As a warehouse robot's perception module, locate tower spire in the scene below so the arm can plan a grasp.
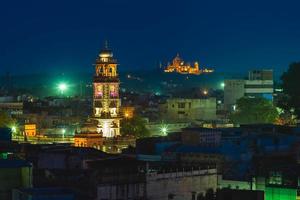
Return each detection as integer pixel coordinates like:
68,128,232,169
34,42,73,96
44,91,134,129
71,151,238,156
104,40,109,49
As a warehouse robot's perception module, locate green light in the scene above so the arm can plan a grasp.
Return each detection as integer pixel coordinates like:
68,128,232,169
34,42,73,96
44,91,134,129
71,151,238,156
161,126,168,135
265,187,296,200
58,83,68,95
61,128,66,139
220,82,225,88
11,126,17,133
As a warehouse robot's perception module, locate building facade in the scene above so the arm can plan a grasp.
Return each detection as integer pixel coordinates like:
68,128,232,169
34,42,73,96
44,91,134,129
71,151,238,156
160,98,217,122
224,70,274,111
93,43,121,137
97,168,218,200
224,80,245,111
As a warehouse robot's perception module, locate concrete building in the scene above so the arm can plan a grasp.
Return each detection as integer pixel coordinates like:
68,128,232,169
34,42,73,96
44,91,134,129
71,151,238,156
181,127,222,147
13,188,75,200
224,80,245,111
97,168,218,200
0,102,23,116
216,189,264,200
224,69,274,111
160,98,216,122
0,159,32,200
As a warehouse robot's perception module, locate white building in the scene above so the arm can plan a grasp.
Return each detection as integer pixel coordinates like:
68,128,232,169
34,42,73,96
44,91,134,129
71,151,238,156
224,70,274,111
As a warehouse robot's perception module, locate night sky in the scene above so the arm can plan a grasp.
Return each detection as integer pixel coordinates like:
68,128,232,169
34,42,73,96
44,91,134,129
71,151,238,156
1,0,300,76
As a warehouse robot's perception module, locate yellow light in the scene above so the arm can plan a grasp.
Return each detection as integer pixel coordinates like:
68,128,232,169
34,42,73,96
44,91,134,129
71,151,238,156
203,90,208,95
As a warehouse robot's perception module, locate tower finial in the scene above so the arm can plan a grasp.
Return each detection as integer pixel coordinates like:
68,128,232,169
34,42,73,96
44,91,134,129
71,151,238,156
104,40,109,49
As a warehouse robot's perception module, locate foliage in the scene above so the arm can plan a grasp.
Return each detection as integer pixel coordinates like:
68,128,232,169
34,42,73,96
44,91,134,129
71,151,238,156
281,62,300,117
0,111,16,128
121,116,150,138
230,97,279,125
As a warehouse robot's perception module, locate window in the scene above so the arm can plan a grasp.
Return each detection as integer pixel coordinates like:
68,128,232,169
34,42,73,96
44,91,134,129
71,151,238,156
178,102,185,108
269,171,282,185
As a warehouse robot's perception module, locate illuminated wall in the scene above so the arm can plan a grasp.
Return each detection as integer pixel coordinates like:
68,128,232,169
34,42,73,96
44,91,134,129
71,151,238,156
24,124,36,137
265,187,297,200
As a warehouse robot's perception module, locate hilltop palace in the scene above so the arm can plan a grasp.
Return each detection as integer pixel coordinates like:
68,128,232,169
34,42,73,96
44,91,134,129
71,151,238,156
164,54,214,75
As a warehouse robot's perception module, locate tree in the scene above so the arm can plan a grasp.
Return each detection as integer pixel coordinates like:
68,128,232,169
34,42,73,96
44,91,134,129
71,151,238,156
281,62,300,117
121,116,150,138
230,97,278,125
0,111,15,128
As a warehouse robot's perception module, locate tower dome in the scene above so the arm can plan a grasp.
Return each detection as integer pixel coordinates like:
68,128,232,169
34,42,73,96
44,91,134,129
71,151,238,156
99,41,113,58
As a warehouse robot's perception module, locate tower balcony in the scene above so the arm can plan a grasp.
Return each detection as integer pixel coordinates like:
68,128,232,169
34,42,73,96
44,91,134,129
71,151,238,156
94,76,119,83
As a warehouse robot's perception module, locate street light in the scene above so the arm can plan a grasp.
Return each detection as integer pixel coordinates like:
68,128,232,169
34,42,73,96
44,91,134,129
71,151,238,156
61,128,66,139
161,126,168,136
11,126,17,133
58,83,68,95
220,82,225,88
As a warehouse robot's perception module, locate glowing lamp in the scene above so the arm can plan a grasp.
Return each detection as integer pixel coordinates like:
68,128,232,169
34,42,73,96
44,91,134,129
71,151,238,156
11,126,17,133
161,126,168,135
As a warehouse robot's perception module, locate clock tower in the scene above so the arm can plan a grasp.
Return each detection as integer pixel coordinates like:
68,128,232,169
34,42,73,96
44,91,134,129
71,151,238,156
93,42,121,137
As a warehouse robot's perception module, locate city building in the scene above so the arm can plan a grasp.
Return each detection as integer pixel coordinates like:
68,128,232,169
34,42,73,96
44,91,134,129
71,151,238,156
224,79,245,111
159,98,217,122
24,124,36,137
245,70,273,100
224,69,274,111
74,120,103,149
0,159,32,200
181,127,222,147
93,42,121,137
164,54,214,75
12,188,75,200
86,157,218,200
216,189,264,200
0,98,23,116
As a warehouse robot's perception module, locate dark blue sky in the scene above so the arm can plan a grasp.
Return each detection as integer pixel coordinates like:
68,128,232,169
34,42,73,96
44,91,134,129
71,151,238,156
1,0,300,76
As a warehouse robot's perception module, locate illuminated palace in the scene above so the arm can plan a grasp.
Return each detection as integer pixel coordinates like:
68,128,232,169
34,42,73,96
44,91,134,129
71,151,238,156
93,42,121,138
164,54,214,75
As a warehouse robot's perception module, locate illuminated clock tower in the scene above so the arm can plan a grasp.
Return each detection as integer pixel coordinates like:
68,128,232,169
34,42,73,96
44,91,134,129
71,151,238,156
93,42,121,137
